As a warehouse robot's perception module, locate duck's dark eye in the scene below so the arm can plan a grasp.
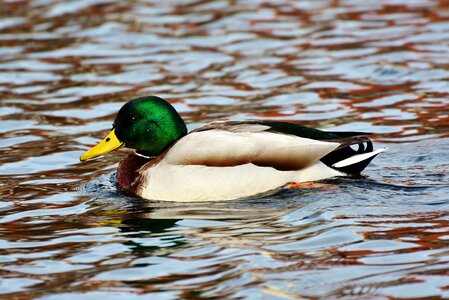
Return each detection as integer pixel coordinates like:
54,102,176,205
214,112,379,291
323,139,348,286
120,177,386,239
130,115,138,123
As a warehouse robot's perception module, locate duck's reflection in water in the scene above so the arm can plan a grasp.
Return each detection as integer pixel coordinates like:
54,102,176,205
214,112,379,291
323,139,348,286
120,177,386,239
86,178,325,252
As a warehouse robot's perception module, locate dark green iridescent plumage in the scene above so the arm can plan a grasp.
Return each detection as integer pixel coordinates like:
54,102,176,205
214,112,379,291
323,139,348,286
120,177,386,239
240,121,342,140
113,96,187,156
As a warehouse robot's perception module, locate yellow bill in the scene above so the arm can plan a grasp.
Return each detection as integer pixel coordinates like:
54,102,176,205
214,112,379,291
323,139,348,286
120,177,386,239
80,129,124,161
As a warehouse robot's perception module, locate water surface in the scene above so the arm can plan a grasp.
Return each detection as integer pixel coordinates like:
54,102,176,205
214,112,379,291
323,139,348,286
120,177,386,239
1,0,449,299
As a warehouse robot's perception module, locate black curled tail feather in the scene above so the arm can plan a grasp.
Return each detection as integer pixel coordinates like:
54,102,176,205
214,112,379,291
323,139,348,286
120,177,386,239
320,135,378,176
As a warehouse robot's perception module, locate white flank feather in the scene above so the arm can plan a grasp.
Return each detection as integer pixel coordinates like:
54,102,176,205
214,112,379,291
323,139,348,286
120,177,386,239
165,130,340,169
138,161,343,202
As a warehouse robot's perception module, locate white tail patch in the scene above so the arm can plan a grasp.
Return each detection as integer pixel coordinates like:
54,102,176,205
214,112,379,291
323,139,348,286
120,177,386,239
332,147,387,168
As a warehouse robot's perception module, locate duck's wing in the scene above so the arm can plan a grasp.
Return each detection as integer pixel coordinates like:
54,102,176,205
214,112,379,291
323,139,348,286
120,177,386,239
164,122,340,171
192,120,386,175
195,120,339,138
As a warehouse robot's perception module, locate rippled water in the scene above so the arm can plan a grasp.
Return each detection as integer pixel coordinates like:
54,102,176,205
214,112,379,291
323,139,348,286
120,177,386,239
1,0,449,298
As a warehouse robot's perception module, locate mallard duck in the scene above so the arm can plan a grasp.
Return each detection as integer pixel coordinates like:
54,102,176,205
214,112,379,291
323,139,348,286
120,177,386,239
80,96,385,202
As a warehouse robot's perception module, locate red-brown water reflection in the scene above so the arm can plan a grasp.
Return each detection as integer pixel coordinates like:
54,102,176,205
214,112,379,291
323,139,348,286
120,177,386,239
0,0,449,299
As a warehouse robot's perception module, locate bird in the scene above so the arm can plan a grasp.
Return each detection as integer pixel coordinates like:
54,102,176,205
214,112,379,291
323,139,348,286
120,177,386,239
80,95,385,202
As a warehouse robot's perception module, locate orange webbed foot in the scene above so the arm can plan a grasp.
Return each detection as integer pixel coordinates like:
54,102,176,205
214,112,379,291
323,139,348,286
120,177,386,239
286,182,325,189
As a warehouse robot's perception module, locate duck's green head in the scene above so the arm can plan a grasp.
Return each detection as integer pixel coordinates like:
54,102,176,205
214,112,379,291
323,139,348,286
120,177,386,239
80,96,187,161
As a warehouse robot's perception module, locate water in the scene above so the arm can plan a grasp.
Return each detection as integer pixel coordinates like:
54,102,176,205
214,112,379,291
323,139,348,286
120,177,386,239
1,0,449,298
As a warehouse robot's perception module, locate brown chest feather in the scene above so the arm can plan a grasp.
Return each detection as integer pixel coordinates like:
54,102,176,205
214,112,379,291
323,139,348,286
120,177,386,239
116,152,152,195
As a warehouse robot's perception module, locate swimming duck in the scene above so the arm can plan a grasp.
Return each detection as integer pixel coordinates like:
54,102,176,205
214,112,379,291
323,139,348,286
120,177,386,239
80,96,385,202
